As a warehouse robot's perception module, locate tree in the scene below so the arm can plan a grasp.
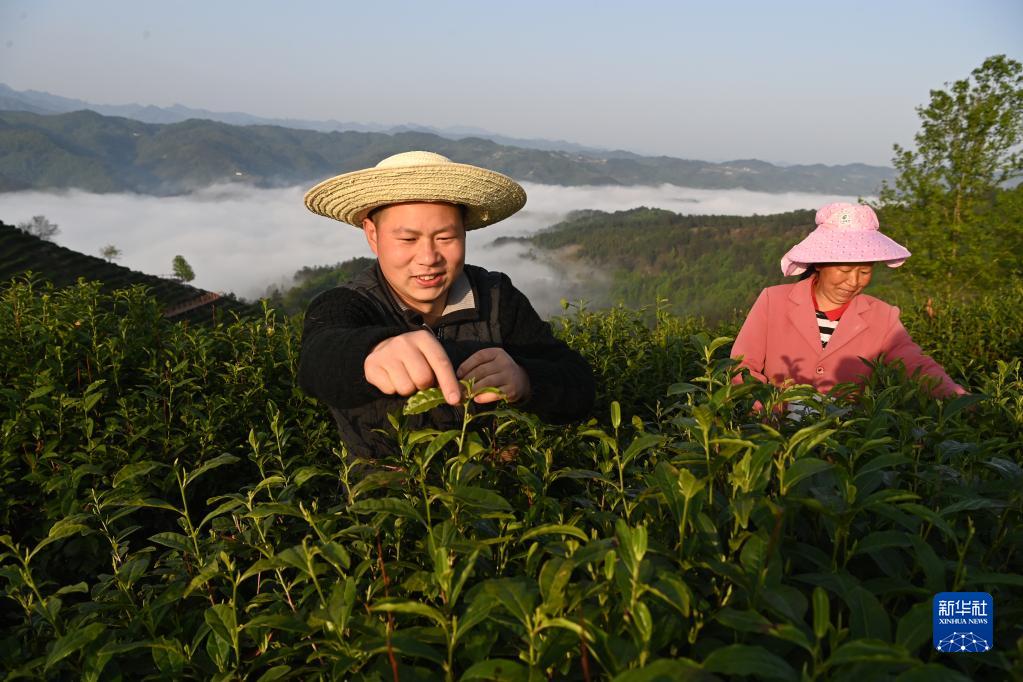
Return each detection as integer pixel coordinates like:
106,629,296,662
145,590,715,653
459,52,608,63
879,55,1023,286
17,215,60,241
99,245,122,262
172,255,195,283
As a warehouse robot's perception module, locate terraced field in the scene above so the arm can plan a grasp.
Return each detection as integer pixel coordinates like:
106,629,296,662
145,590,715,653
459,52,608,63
0,222,258,324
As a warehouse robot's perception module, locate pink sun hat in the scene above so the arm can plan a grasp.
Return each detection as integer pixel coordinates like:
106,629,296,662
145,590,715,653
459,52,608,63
780,202,911,276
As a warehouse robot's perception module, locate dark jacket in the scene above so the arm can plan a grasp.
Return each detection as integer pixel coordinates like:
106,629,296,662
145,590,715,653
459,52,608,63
298,263,595,458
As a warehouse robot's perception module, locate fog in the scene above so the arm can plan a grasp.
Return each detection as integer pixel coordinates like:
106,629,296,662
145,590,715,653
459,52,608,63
0,183,859,316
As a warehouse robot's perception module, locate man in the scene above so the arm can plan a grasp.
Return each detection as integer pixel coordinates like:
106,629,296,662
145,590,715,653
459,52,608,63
298,151,595,459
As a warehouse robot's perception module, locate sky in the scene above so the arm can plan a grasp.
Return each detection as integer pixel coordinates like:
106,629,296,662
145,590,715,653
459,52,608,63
1,0,1020,166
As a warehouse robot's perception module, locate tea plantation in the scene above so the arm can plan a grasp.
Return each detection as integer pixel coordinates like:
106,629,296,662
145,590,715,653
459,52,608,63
1,278,1021,680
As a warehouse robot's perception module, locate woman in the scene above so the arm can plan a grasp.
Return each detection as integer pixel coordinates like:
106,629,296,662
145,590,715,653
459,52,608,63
731,202,965,397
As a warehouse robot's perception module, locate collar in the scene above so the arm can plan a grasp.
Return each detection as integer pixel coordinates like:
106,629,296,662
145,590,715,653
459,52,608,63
787,276,872,357
377,265,478,325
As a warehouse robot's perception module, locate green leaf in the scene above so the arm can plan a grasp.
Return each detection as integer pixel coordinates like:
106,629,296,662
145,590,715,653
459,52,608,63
349,470,408,498
404,387,448,415
942,393,985,420
667,382,698,396
812,586,830,640
611,658,708,682
246,502,305,520
255,666,292,682
149,532,194,554
649,575,692,618
896,602,932,651
112,460,164,488
453,485,513,512
27,385,55,400
204,604,237,645
827,639,915,666
184,560,222,598
895,664,972,682
371,599,447,629
845,586,891,640
461,659,529,681
349,497,425,525
622,433,664,467
292,466,331,487
964,571,1023,587
715,608,771,633
455,595,495,642
853,530,912,556
184,454,240,487
45,622,106,670
481,578,538,627
319,541,351,573
519,524,589,543
781,458,833,493
703,644,796,681
30,518,91,561
940,497,1004,515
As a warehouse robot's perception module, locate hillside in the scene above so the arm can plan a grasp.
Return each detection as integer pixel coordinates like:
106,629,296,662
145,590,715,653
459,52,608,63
0,110,894,195
513,208,820,321
0,221,259,324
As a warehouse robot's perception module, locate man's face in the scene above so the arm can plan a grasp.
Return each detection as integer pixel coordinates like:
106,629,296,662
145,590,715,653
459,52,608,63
364,202,466,320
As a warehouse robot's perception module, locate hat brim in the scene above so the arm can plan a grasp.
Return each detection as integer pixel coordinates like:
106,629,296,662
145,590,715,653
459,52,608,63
781,228,911,276
304,163,526,230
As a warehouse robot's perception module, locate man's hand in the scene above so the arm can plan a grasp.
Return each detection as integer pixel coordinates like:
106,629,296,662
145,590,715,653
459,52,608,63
364,330,462,405
457,348,530,404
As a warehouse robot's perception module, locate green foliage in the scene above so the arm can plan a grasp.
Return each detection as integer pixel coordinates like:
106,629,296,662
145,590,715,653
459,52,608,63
879,55,1023,290
266,257,376,315
1,277,1021,680
529,207,816,322
171,255,196,283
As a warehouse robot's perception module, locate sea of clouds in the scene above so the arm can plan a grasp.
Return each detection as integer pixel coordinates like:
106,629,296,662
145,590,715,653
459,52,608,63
0,183,860,316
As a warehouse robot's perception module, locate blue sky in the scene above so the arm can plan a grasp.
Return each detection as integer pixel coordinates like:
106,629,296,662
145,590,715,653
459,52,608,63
1,0,1020,165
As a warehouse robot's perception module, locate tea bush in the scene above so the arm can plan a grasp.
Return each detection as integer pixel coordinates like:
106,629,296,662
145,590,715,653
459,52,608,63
1,277,1021,681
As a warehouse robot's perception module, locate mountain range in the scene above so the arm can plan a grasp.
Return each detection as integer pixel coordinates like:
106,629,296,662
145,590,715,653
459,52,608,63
0,83,611,155
0,84,896,195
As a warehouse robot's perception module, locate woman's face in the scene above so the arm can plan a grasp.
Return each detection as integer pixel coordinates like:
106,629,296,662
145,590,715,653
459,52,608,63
814,263,874,310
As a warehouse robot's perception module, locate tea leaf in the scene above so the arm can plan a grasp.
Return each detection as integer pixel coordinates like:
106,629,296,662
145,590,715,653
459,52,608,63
520,524,589,543
404,387,448,415
827,639,915,666
702,644,796,681
112,460,164,488
781,458,832,493
184,454,240,487
462,659,529,681
45,622,106,670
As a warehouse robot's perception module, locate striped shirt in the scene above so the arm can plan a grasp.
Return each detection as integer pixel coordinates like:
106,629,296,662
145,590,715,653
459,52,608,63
816,311,839,348
809,282,852,349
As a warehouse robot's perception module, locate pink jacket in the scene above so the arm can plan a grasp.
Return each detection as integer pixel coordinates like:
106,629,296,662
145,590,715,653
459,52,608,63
731,277,965,397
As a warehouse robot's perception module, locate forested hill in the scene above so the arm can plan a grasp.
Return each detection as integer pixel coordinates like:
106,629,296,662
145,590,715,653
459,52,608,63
0,109,894,195
524,207,827,321
0,221,258,324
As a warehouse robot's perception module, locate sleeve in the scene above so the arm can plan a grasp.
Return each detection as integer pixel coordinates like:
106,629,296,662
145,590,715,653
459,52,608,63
497,276,596,423
297,287,406,410
730,289,770,384
880,307,966,397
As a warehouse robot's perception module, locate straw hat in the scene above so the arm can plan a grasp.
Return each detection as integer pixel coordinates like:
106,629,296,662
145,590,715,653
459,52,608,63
304,151,527,230
780,203,911,276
